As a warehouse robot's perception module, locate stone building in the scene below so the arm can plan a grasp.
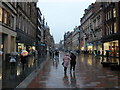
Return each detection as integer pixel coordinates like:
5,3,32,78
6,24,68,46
16,2,37,53
90,2,103,55
0,2,17,60
45,24,54,52
64,31,73,52
101,2,120,58
79,1,120,59
72,26,80,51
36,7,42,54
80,3,94,53
40,16,54,54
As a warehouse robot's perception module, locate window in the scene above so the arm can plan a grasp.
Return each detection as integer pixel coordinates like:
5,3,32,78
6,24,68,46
113,8,116,18
0,8,2,22
3,10,7,24
108,12,110,20
22,17,25,32
110,24,113,34
19,15,21,29
114,22,117,33
106,13,108,21
10,16,14,28
110,10,112,19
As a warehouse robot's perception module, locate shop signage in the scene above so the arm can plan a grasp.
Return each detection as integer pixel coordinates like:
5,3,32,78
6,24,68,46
40,44,45,46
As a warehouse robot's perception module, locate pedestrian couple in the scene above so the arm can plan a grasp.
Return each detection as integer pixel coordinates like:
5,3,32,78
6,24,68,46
62,52,76,74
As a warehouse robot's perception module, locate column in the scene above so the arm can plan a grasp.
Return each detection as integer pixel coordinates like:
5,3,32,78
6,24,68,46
7,35,11,54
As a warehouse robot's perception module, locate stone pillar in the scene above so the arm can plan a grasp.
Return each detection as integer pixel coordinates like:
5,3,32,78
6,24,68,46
7,35,11,54
14,37,16,52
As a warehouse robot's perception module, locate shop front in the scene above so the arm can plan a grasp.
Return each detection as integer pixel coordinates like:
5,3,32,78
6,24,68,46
87,43,93,54
104,40,119,57
80,38,84,52
17,43,26,53
93,42,102,55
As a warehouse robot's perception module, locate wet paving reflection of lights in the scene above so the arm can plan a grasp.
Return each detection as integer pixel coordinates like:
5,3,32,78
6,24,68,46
0,73,2,80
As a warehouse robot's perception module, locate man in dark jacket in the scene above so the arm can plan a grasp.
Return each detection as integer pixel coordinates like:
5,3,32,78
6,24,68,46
70,52,76,72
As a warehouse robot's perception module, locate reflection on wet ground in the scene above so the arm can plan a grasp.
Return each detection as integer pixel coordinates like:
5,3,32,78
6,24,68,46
2,55,45,88
28,52,120,88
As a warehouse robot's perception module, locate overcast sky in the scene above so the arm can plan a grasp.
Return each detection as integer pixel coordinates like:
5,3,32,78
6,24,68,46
37,0,96,43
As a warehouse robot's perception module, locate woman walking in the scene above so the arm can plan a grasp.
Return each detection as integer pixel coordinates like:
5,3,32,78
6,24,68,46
63,53,71,74
70,52,76,72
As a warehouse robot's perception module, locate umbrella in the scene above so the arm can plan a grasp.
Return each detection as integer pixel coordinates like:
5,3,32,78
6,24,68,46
21,50,28,56
11,52,18,56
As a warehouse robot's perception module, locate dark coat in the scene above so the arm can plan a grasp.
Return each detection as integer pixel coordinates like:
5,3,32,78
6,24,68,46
70,53,76,65
20,55,28,64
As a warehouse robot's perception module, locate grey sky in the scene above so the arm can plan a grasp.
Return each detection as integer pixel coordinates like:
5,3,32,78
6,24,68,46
37,0,96,43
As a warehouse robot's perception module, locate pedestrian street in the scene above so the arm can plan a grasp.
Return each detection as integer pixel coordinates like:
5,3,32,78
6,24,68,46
27,52,120,88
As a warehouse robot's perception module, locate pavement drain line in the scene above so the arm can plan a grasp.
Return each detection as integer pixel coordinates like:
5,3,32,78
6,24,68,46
15,58,49,89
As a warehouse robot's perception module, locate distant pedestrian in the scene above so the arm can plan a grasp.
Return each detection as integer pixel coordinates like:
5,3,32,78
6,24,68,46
106,50,109,61
20,50,28,71
62,53,71,74
9,55,16,69
20,55,28,71
70,52,76,72
54,50,59,61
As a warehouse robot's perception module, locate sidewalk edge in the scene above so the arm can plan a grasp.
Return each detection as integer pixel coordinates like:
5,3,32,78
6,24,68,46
15,58,48,89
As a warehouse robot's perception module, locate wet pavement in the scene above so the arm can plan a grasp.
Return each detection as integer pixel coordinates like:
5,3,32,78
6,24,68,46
2,54,46,89
27,51,120,88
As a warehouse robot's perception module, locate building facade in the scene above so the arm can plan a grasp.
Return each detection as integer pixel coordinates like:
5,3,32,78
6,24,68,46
72,27,80,51
101,2,120,58
36,7,42,54
79,1,120,59
0,2,17,60
90,2,103,55
64,31,73,51
16,2,37,53
80,4,94,53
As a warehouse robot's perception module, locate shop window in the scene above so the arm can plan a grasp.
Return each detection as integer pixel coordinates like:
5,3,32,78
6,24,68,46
114,22,117,33
108,40,119,57
7,13,11,27
0,8,2,22
3,10,8,24
113,8,116,18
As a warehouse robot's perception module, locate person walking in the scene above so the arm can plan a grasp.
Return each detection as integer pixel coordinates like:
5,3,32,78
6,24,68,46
63,53,71,74
20,50,28,71
70,52,76,72
20,55,28,71
54,50,59,61
106,50,109,61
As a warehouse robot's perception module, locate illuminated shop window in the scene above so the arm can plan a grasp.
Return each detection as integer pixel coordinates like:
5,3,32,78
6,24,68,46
0,8,2,22
113,8,116,18
3,10,7,24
